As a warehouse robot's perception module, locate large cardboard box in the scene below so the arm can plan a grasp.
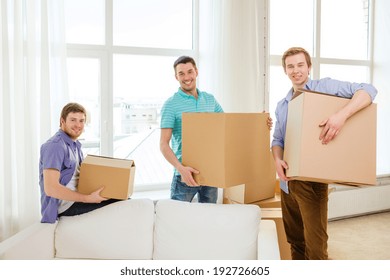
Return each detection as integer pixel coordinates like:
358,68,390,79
78,155,135,200
182,113,276,203
284,89,376,185
261,208,291,260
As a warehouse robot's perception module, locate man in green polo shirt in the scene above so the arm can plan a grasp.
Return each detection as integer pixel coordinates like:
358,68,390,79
160,56,223,203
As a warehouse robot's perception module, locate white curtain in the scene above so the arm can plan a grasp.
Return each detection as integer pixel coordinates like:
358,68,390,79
198,0,267,113
0,0,68,241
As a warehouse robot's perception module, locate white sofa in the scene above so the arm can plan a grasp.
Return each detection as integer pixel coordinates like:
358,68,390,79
0,199,280,260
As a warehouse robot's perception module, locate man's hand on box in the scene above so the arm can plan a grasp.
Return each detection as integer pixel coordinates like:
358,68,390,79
318,111,347,144
85,187,108,203
261,110,273,130
179,166,200,187
275,159,289,182
267,116,273,130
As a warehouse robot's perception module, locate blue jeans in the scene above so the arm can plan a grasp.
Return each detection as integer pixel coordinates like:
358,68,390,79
170,175,218,203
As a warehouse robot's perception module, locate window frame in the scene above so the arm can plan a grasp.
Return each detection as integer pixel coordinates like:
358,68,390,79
66,0,199,191
268,0,373,82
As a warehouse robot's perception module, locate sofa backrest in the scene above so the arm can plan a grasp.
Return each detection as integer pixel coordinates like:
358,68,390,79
0,222,56,260
55,199,155,259
153,199,261,260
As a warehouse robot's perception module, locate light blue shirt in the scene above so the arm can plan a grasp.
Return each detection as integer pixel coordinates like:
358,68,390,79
272,77,378,193
160,88,223,174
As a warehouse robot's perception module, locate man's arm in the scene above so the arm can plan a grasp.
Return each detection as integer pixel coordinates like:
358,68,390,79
271,145,289,182
160,128,199,186
43,169,107,203
319,90,372,144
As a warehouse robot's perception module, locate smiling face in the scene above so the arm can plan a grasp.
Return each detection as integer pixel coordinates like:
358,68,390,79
60,112,85,140
284,52,311,91
175,62,198,96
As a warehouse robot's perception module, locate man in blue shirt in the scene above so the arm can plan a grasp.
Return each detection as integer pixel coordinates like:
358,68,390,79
272,47,377,259
160,56,224,203
39,102,118,223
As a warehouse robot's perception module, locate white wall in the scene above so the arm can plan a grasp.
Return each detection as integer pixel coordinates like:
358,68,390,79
372,0,390,175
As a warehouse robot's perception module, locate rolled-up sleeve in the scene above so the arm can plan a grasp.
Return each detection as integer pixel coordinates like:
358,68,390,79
41,142,65,171
272,118,283,150
271,101,287,149
312,78,378,101
352,83,377,101
160,100,175,129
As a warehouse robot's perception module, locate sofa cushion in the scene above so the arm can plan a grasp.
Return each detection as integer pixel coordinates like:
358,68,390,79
153,199,261,260
55,199,154,259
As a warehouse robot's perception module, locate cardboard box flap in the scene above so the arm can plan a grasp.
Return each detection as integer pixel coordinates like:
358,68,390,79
292,88,350,101
83,154,134,169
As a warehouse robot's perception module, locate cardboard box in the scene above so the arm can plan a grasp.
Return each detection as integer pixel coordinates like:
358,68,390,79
261,208,291,260
284,89,376,185
224,192,281,208
222,152,276,204
78,155,135,200
253,193,281,208
222,184,246,204
182,113,276,203
275,178,280,194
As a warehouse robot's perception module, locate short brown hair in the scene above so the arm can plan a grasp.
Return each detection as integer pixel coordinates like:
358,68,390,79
173,56,197,73
60,102,87,126
282,47,312,69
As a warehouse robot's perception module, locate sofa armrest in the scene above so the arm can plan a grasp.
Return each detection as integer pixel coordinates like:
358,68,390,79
0,222,56,259
257,220,281,260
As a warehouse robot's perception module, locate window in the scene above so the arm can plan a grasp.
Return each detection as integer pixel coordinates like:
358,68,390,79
320,0,369,60
65,0,105,45
113,0,192,49
269,0,314,57
67,57,101,155
65,0,195,190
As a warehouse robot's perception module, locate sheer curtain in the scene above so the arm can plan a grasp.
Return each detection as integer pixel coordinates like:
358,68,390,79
0,0,68,241
198,0,267,112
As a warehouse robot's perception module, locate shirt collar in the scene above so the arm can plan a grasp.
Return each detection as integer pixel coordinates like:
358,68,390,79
285,88,295,102
285,78,313,102
177,87,200,99
58,129,81,149
303,78,313,91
